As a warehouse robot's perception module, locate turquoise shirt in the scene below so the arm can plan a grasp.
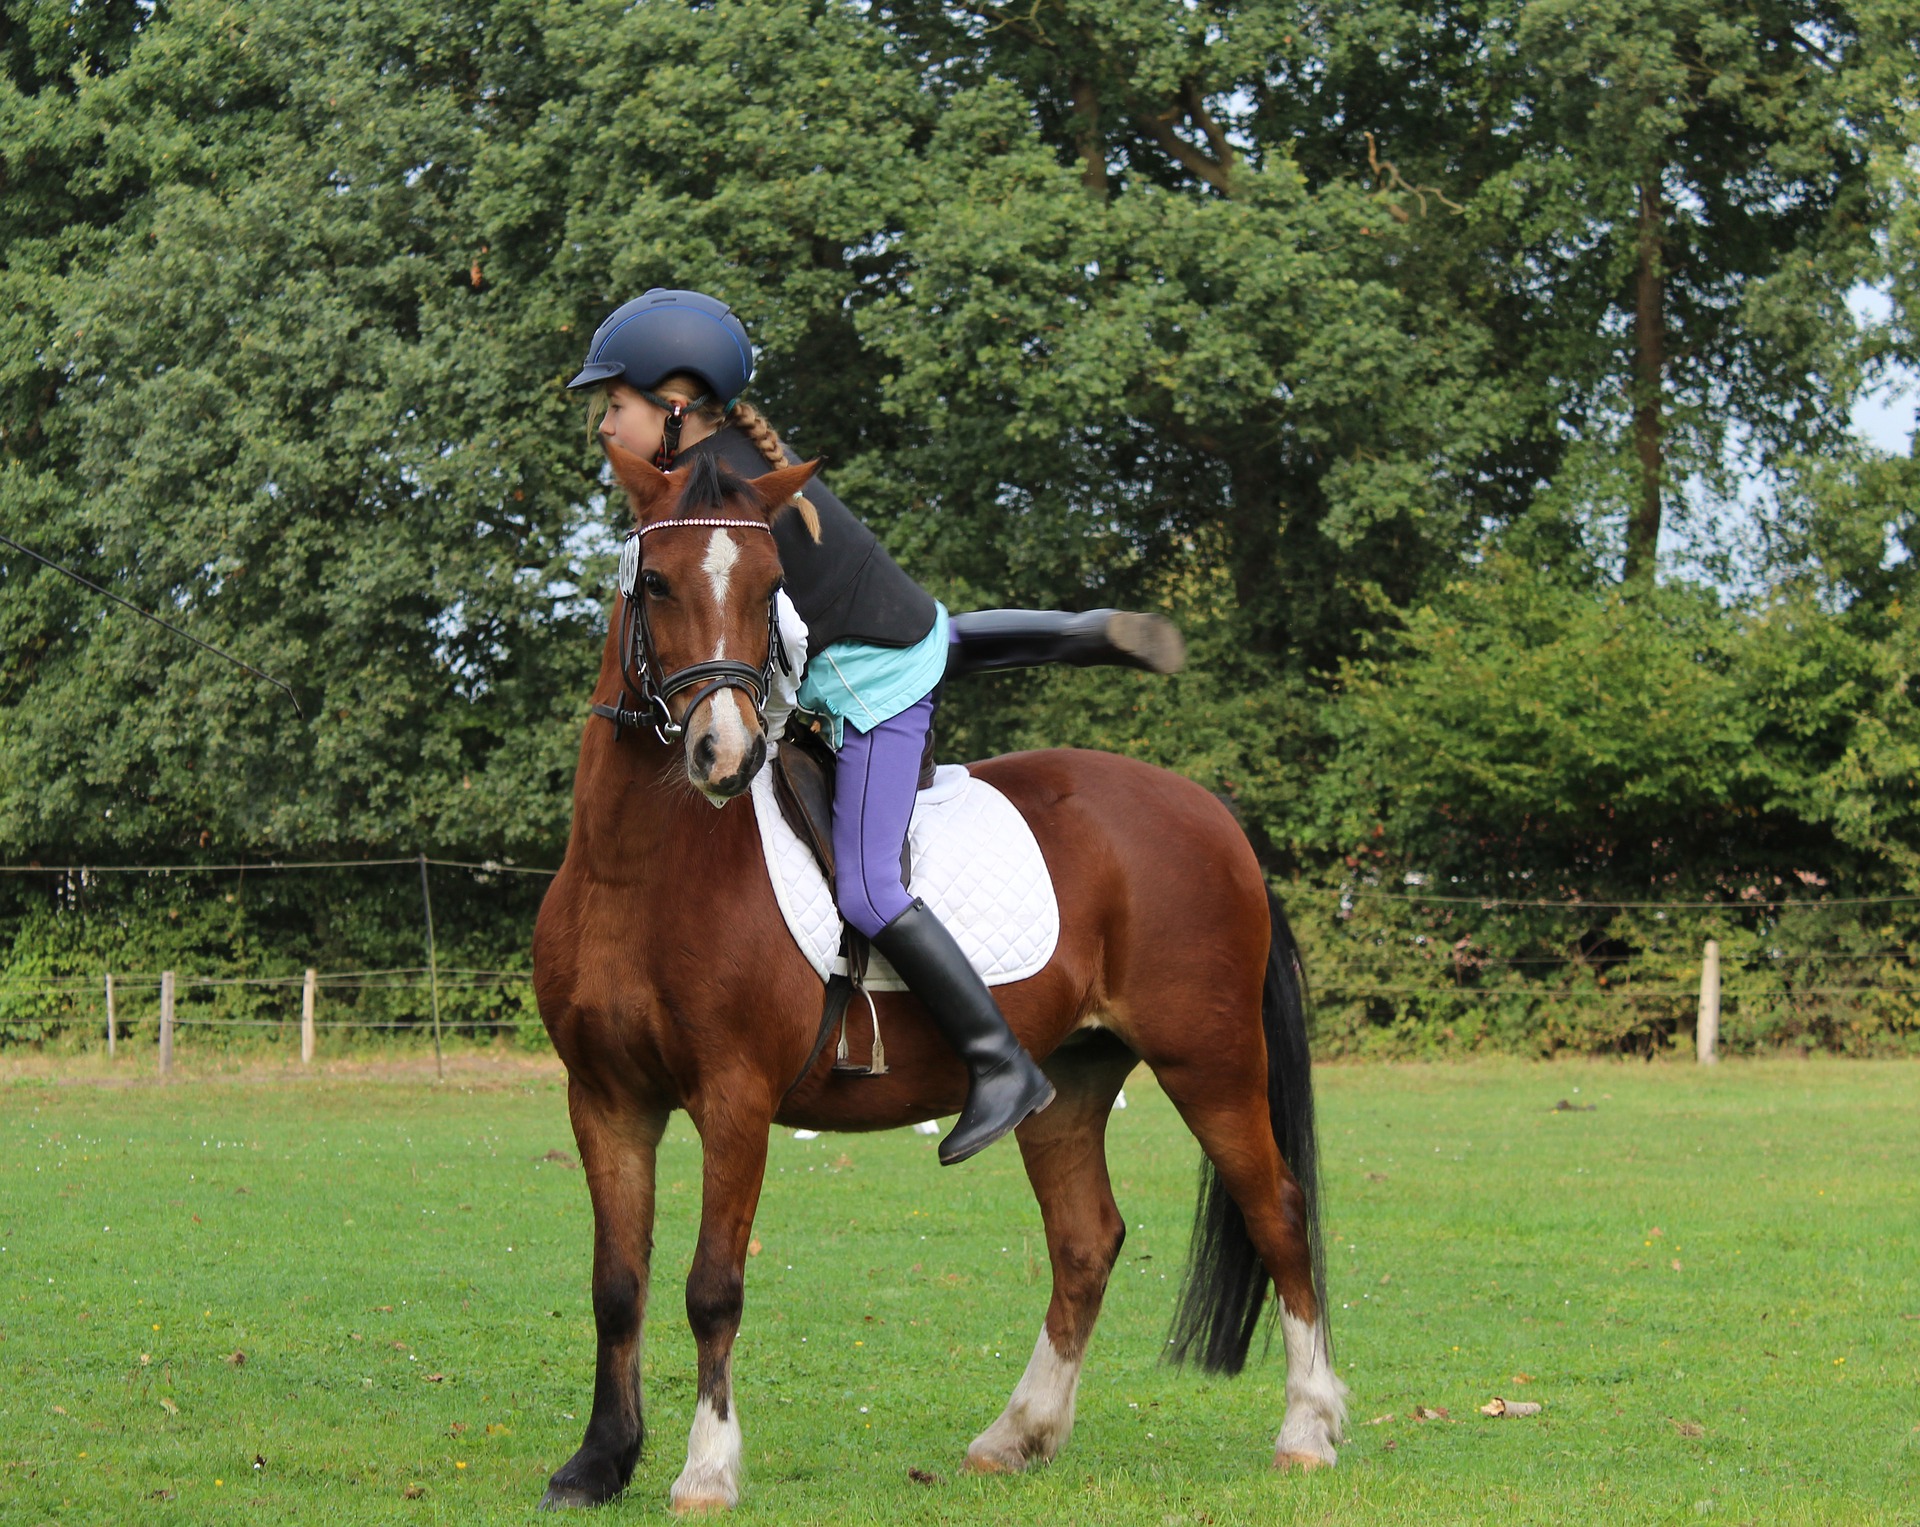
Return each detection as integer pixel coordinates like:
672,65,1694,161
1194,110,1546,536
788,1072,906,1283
797,603,950,749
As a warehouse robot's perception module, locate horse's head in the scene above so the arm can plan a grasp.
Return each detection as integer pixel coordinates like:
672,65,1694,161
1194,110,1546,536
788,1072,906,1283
603,438,818,802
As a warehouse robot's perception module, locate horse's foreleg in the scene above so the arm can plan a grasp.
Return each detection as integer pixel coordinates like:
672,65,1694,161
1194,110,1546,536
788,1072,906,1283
543,1087,669,1509
669,1102,771,1513
966,1035,1136,1475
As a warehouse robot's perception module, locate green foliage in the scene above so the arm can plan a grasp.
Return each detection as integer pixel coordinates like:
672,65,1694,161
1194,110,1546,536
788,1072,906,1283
3,0,1917,1051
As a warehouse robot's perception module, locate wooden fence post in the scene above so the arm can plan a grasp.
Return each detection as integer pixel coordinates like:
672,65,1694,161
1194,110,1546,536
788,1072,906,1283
105,972,116,1059
1696,940,1720,1065
418,853,445,1081
301,968,317,1064
158,971,175,1076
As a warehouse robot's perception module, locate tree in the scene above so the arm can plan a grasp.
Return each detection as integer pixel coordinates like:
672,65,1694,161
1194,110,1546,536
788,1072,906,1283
1494,0,1905,579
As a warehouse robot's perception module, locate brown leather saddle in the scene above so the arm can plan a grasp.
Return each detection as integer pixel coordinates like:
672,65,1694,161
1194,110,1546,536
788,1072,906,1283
769,705,938,1084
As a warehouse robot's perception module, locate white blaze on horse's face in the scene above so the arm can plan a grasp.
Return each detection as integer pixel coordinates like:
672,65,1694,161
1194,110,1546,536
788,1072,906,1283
688,530,756,803
661,523,775,804
702,530,740,627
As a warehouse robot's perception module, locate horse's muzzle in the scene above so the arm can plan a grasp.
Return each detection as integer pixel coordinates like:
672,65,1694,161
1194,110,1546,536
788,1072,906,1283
690,728,766,803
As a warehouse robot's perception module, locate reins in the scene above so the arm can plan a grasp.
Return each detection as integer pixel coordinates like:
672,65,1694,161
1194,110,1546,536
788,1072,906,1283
590,516,788,749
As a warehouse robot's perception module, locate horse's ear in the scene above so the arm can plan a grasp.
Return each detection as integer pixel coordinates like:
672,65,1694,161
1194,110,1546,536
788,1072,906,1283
750,458,824,542
603,438,677,520
750,458,821,516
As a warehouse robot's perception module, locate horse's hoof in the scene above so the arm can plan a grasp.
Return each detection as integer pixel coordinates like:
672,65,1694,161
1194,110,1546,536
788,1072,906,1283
963,1445,1029,1475
541,1459,628,1510
1273,1449,1334,1472
668,1490,735,1514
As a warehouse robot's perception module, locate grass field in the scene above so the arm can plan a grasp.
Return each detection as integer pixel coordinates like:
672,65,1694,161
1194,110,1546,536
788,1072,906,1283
2,1054,1916,1525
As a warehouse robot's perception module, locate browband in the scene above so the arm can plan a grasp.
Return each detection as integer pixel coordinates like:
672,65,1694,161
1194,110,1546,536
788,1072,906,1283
639,518,772,536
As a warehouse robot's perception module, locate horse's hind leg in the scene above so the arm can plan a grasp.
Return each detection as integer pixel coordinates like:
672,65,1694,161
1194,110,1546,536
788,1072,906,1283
966,1032,1138,1474
1153,1040,1348,1470
543,1084,669,1509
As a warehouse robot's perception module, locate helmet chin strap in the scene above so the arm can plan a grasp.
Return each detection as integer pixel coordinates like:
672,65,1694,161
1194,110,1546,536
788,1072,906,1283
640,388,713,469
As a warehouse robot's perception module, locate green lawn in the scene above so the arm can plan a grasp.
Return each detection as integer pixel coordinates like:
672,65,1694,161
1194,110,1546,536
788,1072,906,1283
2,1055,1915,1524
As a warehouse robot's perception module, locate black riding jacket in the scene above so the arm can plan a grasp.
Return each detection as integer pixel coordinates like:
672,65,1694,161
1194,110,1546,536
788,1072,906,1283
680,425,937,652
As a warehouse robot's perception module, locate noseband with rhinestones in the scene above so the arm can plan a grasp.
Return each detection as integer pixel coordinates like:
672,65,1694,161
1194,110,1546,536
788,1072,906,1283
589,517,788,749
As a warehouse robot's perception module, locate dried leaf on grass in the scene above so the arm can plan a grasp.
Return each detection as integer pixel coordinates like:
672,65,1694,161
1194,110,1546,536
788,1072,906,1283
540,1150,578,1168
748,1238,762,1257
1479,1397,1543,1417
225,1351,246,1367
1364,1413,1395,1426
1411,1405,1449,1421
158,1397,179,1416
1669,1418,1706,1438
907,1466,943,1485
403,1483,426,1499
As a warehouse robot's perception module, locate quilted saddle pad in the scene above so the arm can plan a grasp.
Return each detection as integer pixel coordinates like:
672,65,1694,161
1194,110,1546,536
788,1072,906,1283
748,757,1060,990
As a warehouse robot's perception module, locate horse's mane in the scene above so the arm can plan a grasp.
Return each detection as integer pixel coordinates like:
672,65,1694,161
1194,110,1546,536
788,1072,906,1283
677,453,751,517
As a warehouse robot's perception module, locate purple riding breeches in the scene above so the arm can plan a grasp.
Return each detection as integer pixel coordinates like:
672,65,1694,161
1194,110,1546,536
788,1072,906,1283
830,690,937,939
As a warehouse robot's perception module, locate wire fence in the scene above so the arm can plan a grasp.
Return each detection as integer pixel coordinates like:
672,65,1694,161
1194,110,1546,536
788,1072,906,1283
0,856,557,876
5,858,1919,1060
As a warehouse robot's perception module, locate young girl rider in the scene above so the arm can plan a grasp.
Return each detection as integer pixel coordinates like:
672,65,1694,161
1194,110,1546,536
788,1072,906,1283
569,289,1184,1167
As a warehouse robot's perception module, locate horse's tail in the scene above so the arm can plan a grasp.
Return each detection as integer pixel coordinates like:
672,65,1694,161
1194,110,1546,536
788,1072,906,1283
1166,890,1328,1375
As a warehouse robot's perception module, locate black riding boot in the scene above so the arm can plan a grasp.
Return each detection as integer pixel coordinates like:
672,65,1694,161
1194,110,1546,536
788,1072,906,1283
945,609,1186,680
871,898,1056,1165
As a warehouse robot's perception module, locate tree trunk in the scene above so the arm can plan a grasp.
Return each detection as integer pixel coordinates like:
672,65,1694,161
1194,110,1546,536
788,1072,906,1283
1071,76,1108,199
1626,176,1664,582
1224,451,1283,651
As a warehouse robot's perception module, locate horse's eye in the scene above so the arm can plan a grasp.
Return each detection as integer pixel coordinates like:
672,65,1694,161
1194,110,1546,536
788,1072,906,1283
641,569,669,598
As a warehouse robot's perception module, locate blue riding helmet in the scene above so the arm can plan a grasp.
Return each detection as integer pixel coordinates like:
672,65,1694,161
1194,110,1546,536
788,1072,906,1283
566,289,755,405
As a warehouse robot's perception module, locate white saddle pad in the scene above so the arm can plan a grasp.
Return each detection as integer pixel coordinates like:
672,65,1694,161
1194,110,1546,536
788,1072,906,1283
749,757,1060,990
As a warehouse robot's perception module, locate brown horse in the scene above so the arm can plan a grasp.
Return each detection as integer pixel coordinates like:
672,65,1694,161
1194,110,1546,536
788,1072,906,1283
532,444,1346,1511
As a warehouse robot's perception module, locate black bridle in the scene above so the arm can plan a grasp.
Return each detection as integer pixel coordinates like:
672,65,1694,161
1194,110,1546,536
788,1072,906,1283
590,517,788,748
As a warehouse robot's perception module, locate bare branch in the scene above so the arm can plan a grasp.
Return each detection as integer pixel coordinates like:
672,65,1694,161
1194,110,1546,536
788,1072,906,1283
953,1,1055,49
1363,130,1463,217
1136,109,1234,194
1786,25,1841,71
1184,85,1236,174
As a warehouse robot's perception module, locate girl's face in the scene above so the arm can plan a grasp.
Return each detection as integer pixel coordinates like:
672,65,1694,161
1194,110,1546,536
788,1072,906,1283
598,381,715,463
598,382,667,462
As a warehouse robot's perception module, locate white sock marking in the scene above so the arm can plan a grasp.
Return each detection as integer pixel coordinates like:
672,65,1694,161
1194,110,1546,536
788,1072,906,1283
670,1394,743,1509
968,1324,1083,1469
1275,1309,1348,1464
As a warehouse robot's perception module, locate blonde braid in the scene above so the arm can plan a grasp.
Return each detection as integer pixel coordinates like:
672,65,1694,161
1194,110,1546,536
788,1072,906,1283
730,401,822,543
730,401,789,467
